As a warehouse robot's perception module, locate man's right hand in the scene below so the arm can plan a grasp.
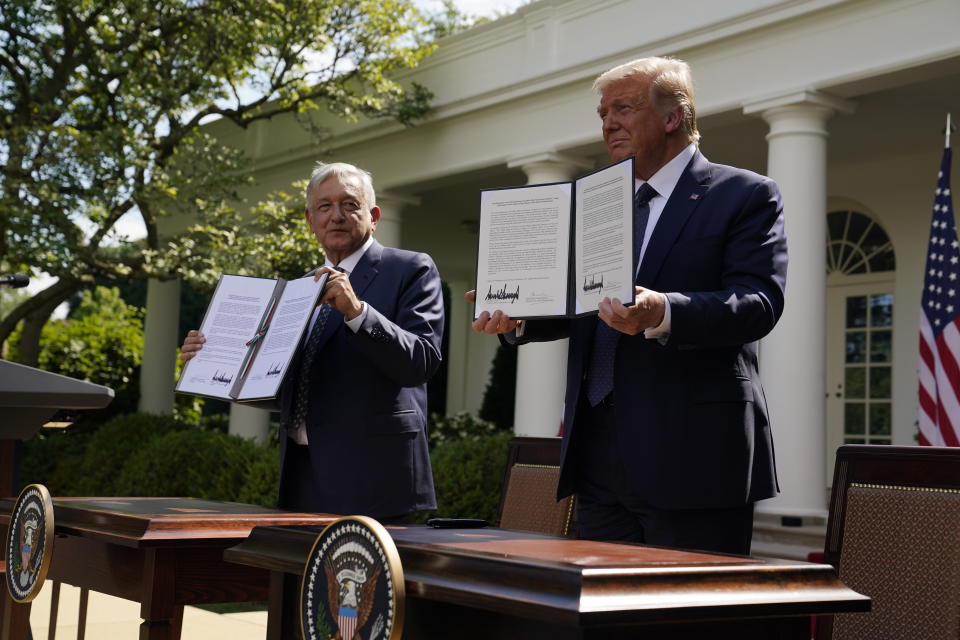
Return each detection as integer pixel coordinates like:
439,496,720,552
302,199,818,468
179,330,205,362
465,290,520,335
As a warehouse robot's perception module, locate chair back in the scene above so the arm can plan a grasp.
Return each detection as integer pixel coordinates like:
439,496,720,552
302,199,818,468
496,437,575,537
818,445,960,640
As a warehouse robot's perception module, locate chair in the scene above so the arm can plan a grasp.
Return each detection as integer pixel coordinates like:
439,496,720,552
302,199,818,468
817,444,960,639
496,436,576,537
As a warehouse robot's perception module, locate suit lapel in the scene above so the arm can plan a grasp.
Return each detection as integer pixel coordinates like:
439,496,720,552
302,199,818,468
349,239,382,299
312,240,382,350
636,151,711,286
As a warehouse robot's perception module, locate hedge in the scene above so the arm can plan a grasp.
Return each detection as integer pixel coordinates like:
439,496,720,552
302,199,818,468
427,430,512,523
21,411,510,518
71,412,193,496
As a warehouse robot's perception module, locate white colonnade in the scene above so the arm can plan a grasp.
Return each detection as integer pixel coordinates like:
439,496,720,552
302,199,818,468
506,152,593,437
745,91,854,519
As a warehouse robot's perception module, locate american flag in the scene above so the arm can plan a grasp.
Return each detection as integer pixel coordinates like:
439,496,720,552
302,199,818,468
919,144,959,446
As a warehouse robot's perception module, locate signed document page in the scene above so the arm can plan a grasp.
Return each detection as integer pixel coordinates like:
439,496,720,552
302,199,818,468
475,182,572,319
574,158,634,314
236,275,324,401
176,275,279,400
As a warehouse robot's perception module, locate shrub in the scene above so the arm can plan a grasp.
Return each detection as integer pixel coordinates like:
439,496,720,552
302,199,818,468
479,343,517,431
427,411,498,449
72,412,193,496
19,429,89,496
9,286,146,432
427,430,512,523
115,429,278,505
236,446,281,508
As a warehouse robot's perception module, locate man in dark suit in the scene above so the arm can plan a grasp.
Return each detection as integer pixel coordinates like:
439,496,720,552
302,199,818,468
181,162,443,521
471,57,787,554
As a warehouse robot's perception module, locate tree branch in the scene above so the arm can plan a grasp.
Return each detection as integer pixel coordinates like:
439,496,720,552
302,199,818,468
0,276,85,350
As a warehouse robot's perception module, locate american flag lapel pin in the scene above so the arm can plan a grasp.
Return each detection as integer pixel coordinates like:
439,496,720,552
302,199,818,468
689,193,700,200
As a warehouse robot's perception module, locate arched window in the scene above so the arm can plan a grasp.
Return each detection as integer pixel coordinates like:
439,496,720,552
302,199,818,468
825,209,896,469
826,210,895,275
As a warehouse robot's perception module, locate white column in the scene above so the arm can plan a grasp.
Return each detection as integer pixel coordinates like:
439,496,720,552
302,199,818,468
375,192,420,250
506,152,592,437
744,91,853,518
229,403,271,443
139,278,180,414
445,275,471,414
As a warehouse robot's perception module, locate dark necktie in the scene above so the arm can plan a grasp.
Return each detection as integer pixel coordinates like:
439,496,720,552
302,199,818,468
585,183,658,407
288,267,344,431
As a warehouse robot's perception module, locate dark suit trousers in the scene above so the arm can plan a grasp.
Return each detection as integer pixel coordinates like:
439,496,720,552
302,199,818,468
572,394,755,555
278,440,417,523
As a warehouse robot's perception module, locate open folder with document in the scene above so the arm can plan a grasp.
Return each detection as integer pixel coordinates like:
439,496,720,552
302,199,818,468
474,157,635,320
176,272,328,402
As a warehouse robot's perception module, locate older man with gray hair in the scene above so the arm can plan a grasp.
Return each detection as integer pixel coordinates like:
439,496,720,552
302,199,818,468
182,162,444,521
472,56,788,554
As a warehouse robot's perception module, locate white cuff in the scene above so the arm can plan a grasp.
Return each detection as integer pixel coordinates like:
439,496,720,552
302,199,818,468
344,302,368,332
287,425,309,445
644,293,671,343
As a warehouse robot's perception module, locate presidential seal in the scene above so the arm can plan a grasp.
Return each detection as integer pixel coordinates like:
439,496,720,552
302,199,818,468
300,516,404,640
5,484,54,603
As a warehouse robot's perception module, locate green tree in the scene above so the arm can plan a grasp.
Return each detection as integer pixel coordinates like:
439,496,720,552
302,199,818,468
165,182,325,285
0,0,441,364
479,343,518,431
8,286,145,421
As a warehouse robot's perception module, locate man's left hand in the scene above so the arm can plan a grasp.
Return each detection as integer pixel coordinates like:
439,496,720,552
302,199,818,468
316,266,363,320
598,286,665,335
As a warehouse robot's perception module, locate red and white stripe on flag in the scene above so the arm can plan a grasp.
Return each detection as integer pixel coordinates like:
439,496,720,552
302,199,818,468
919,145,960,446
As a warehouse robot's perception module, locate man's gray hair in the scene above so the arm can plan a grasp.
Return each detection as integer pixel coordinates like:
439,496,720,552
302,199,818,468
593,56,701,144
305,162,377,208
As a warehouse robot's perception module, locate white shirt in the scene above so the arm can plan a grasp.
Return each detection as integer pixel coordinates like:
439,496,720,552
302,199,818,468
637,142,698,341
514,144,696,342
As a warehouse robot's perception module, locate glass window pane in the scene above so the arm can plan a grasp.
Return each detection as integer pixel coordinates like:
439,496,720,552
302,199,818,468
827,211,846,241
870,294,894,327
847,331,866,363
848,252,869,274
861,225,890,263
845,367,866,398
870,330,892,363
869,403,891,436
869,248,895,272
845,437,865,445
845,403,865,435
827,243,841,273
870,367,891,399
846,297,867,328
846,214,870,246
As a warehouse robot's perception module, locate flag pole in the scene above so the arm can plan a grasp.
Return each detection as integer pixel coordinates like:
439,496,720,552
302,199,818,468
948,112,953,150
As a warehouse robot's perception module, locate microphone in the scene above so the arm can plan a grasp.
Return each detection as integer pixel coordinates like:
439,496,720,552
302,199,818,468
0,274,29,288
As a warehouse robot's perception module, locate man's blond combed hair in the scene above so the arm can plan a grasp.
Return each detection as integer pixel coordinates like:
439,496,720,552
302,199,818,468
593,56,701,144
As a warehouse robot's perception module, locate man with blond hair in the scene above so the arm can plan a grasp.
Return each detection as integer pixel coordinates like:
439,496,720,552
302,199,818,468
473,57,787,554
182,162,444,521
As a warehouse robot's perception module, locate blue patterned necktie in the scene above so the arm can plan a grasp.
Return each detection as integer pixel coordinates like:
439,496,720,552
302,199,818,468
585,183,658,406
288,267,343,431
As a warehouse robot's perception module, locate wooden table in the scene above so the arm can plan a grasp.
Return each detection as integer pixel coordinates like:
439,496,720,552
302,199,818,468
0,497,336,640
225,524,871,640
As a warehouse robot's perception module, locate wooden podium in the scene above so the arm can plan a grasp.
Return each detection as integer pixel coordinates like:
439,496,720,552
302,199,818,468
0,360,114,498
226,524,871,640
0,497,337,640
0,360,114,638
